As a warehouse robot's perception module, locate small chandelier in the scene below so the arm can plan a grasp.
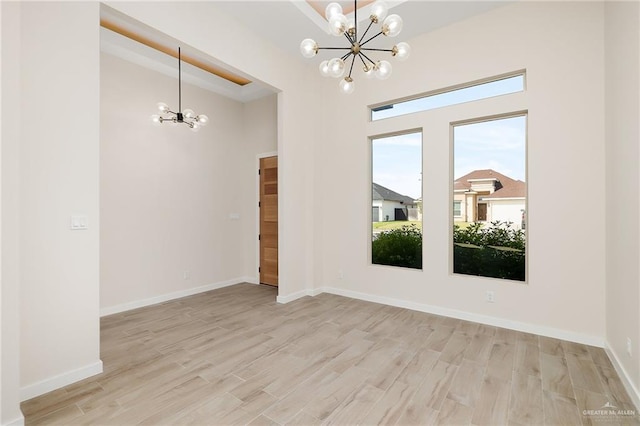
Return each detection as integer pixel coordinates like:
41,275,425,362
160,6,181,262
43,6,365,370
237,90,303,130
151,47,209,131
300,1,410,94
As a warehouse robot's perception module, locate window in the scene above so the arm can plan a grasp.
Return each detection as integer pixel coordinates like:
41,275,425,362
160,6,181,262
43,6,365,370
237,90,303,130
371,131,423,270
452,114,527,282
371,73,525,121
453,200,462,217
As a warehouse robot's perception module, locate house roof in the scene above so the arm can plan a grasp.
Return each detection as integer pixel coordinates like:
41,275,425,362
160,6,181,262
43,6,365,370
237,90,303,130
372,183,416,205
453,169,526,199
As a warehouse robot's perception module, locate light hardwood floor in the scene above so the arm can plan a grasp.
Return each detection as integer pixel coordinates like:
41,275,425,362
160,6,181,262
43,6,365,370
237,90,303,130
22,283,639,425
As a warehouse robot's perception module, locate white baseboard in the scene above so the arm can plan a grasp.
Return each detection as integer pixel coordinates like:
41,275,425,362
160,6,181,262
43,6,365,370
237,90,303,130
242,276,260,285
605,344,640,411
276,289,314,304
100,277,250,317
307,286,604,347
2,414,25,426
20,360,103,402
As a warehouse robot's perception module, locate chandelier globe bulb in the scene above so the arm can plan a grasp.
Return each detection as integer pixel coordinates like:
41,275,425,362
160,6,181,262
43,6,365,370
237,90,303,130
393,42,411,61
319,60,331,77
328,14,348,36
300,38,318,58
196,114,209,126
339,77,355,94
375,60,392,80
369,1,388,23
325,2,343,20
328,58,346,78
382,14,403,37
151,114,162,126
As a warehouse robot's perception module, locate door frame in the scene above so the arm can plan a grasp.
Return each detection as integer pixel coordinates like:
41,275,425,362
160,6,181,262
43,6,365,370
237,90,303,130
255,151,278,285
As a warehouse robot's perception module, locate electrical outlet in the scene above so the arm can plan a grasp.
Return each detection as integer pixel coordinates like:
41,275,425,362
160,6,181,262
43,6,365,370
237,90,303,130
183,271,190,280
627,337,632,357
338,269,344,280
486,291,495,303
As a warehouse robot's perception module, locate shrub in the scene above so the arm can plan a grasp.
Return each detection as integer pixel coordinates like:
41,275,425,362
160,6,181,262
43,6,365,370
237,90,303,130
372,225,422,269
453,221,525,281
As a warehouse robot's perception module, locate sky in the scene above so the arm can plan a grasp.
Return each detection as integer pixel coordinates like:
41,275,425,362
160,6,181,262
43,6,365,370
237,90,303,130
372,116,526,200
371,76,526,200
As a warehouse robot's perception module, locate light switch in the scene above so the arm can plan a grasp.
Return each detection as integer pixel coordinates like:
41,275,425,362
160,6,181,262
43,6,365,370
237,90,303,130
229,213,240,220
70,215,88,230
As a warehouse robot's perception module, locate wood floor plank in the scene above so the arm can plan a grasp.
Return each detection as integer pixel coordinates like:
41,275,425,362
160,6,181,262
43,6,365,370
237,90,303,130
471,376,511,426
21,284,636,426
437,398,473,426
541,353,574,398
566,352,604,394
412,360,459,411
514,341,541,377
509,373,543,425
542,390,582,426
446,359,485,409
485,341,515,382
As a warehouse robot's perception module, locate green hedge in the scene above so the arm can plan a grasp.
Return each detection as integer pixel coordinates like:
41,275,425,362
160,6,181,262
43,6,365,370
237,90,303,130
453,221,525,281
372,225,422,269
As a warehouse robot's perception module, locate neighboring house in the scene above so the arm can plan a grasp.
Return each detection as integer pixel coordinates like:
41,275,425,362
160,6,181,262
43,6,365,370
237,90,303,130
453,169,526,228
372,182,419,222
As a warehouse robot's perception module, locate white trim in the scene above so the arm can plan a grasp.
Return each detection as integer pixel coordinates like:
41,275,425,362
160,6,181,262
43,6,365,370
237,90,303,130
605,344,640,411
20,360,103,402
100,278,248,317
276,288,320,304
312,286,604,347
2,415,25,426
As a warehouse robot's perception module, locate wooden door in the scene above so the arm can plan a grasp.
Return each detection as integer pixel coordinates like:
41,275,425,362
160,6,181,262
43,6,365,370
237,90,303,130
259,156,278,286
477,203,487,221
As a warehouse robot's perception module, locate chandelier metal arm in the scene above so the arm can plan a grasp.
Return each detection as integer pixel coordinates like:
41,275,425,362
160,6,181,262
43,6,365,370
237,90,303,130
357,53,369,68
358,20,374,45
317,47,352,51
359,50,377,65
341,52,352,61
360,31,384,48
347,55,356,78
361,48,394,53
344,32,355,45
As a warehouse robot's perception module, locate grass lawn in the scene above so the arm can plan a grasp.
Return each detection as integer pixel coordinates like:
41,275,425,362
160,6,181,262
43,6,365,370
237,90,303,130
372,221,421,231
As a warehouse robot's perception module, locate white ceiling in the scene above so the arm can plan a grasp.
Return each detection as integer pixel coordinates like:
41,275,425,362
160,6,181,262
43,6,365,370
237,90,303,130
100,1,510,103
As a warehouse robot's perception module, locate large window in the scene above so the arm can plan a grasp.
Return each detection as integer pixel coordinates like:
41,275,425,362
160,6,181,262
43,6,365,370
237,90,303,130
371,72,525,121
452,114,527,281
371,131,423,270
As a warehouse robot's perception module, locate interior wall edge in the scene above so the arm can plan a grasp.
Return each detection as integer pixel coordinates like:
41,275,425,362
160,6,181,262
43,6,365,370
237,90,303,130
605,344,640,411
19,361,103,402
100,277,256,317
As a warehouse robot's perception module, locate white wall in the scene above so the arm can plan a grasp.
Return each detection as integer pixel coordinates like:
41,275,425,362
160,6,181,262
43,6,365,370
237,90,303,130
241,95,278,281
105,2,319,302
1,2,24,424
18,2,101,400
100,53,277,313
605,0,640,404
316,2,607,344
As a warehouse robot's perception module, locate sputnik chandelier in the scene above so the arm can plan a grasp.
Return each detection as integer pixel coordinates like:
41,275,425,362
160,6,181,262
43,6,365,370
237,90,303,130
151,47,209,131
300,0,410,94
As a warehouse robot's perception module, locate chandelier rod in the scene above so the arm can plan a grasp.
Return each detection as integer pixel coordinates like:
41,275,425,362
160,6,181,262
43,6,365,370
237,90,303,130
361,47,394,52
360,31,384,47
359,50,377,65
347,55,356,79
178,47,182,114
354,0,357,43
359,20,374,44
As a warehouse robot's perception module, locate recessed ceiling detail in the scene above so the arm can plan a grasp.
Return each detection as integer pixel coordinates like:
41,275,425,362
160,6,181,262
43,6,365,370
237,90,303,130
100,18,252,87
